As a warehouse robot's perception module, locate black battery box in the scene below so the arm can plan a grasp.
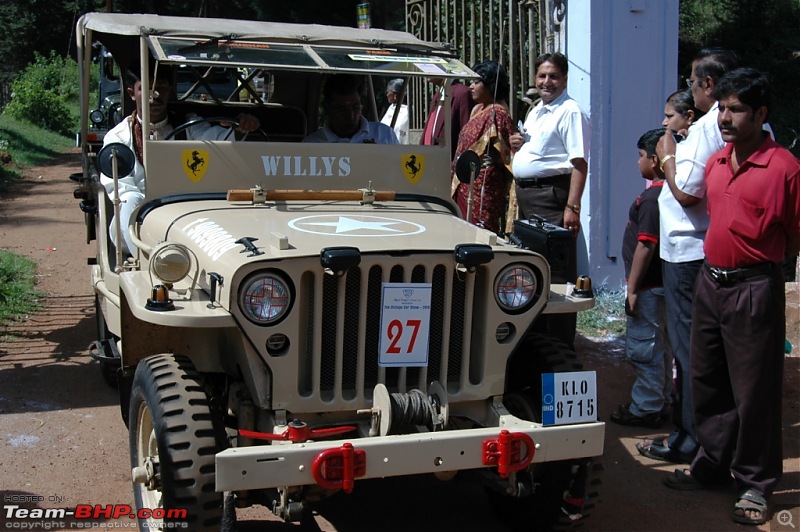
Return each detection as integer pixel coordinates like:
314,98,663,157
511,216,572,283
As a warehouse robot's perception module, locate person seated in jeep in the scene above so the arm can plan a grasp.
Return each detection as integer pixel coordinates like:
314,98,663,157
100,66,260,255
303,74,398,144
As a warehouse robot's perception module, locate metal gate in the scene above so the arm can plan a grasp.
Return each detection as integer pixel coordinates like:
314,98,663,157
405,0,566,131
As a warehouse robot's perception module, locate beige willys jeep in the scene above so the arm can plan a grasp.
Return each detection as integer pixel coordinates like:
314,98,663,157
74,12,604,531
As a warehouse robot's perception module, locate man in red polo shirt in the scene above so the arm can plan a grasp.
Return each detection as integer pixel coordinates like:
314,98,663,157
661,68,800,527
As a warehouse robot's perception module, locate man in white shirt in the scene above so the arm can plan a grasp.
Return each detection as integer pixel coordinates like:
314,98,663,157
381,78,409,144
636,48,740,466
509,52,590,348
101,67,260,255
304,74,398,144
510,53,589,234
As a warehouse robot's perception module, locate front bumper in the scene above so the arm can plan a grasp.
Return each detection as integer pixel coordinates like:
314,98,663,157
215,416,604,491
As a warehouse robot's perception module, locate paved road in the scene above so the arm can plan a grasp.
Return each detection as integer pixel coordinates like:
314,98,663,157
1,151,797,531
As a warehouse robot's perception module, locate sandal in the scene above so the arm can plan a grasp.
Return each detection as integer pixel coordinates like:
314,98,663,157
732,488,768,525
637,439,695,464
662,468,732,491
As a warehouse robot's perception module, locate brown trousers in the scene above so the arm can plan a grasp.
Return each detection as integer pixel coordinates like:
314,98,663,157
689,263,785,496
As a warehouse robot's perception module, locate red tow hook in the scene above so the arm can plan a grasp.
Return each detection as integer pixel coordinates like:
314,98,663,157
238,420,356,443
311,443,367,493
482,430,535,478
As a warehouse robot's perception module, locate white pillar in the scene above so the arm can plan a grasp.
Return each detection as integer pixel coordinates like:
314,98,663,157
567,0,679,288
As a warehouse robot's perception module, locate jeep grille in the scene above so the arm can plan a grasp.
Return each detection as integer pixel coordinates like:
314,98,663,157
299,261,479,402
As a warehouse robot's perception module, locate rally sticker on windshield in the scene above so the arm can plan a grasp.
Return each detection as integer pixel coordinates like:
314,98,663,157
348,54,448,64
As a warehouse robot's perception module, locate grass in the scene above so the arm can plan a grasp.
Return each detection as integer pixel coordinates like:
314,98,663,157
0,111,70,326
576,287,627,339
0,112,75,192
0,249,43,327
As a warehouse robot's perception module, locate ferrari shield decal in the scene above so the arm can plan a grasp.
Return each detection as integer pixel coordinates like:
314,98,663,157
401,153,425,184
183,148,209,182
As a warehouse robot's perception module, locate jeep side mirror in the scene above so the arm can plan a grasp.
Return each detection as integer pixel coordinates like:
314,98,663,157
97,142,135,177
454,149,480,184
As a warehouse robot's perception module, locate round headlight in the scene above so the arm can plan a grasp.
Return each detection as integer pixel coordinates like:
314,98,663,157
495,265,538,312
151,243,192,283
90,109,105,125
239,272,292,325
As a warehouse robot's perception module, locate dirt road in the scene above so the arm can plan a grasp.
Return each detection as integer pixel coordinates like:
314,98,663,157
0,149,798,531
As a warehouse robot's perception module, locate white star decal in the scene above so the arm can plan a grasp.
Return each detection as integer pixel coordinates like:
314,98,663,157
288,215,426,237
301,216,404,234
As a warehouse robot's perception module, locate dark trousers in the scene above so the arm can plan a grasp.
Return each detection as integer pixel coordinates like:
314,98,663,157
689,263,784,496
662,259,702,456
516,176,577,349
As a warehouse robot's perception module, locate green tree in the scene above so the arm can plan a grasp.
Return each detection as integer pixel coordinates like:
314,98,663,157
5,51,76,135
679,0,800,154
0,1,96,84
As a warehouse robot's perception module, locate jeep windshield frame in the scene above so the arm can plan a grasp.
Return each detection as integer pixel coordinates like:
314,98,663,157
148,35,475,78
76,13,477,203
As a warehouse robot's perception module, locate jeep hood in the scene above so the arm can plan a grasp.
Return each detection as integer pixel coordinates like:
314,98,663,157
140,199,507,271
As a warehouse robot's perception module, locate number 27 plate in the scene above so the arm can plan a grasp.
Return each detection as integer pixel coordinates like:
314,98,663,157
378,283,432,367
541,371,597,426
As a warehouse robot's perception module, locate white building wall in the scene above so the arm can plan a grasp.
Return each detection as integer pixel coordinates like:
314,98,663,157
566,0,679,289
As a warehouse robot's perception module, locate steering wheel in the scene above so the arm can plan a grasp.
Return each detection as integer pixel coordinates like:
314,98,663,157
162,115,272,142
163,116,238,141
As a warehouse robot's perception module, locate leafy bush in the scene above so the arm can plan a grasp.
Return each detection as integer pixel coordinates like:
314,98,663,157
4,51,77,136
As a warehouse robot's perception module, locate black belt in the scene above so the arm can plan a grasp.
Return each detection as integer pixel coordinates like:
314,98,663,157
516,174,571,189
704,260,776,285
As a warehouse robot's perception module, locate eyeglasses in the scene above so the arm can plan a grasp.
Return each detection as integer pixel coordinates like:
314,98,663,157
685,77,700,88
329,103,362,114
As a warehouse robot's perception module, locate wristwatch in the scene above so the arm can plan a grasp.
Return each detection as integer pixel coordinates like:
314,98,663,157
566,202,581,214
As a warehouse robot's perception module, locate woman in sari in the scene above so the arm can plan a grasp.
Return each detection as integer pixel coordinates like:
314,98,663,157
452,61,515,235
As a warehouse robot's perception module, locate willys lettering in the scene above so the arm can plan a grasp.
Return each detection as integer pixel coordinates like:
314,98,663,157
261,155,351,177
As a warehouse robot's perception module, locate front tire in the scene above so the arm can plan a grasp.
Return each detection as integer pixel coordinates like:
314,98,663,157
129,354,224,531
489,333,602,531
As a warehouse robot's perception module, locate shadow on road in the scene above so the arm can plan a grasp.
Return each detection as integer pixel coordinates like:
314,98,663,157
0,294,119,413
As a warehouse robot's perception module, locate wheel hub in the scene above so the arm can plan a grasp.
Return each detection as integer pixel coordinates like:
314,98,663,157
132,456,161,491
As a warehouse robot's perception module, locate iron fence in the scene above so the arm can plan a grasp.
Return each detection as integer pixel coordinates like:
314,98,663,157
405,0,565,130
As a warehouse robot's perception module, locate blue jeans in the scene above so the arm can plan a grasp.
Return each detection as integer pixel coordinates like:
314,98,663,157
626,287,671,416
662,259,702,455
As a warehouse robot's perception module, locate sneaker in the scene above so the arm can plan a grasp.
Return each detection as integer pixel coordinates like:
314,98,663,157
610,403,662,429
